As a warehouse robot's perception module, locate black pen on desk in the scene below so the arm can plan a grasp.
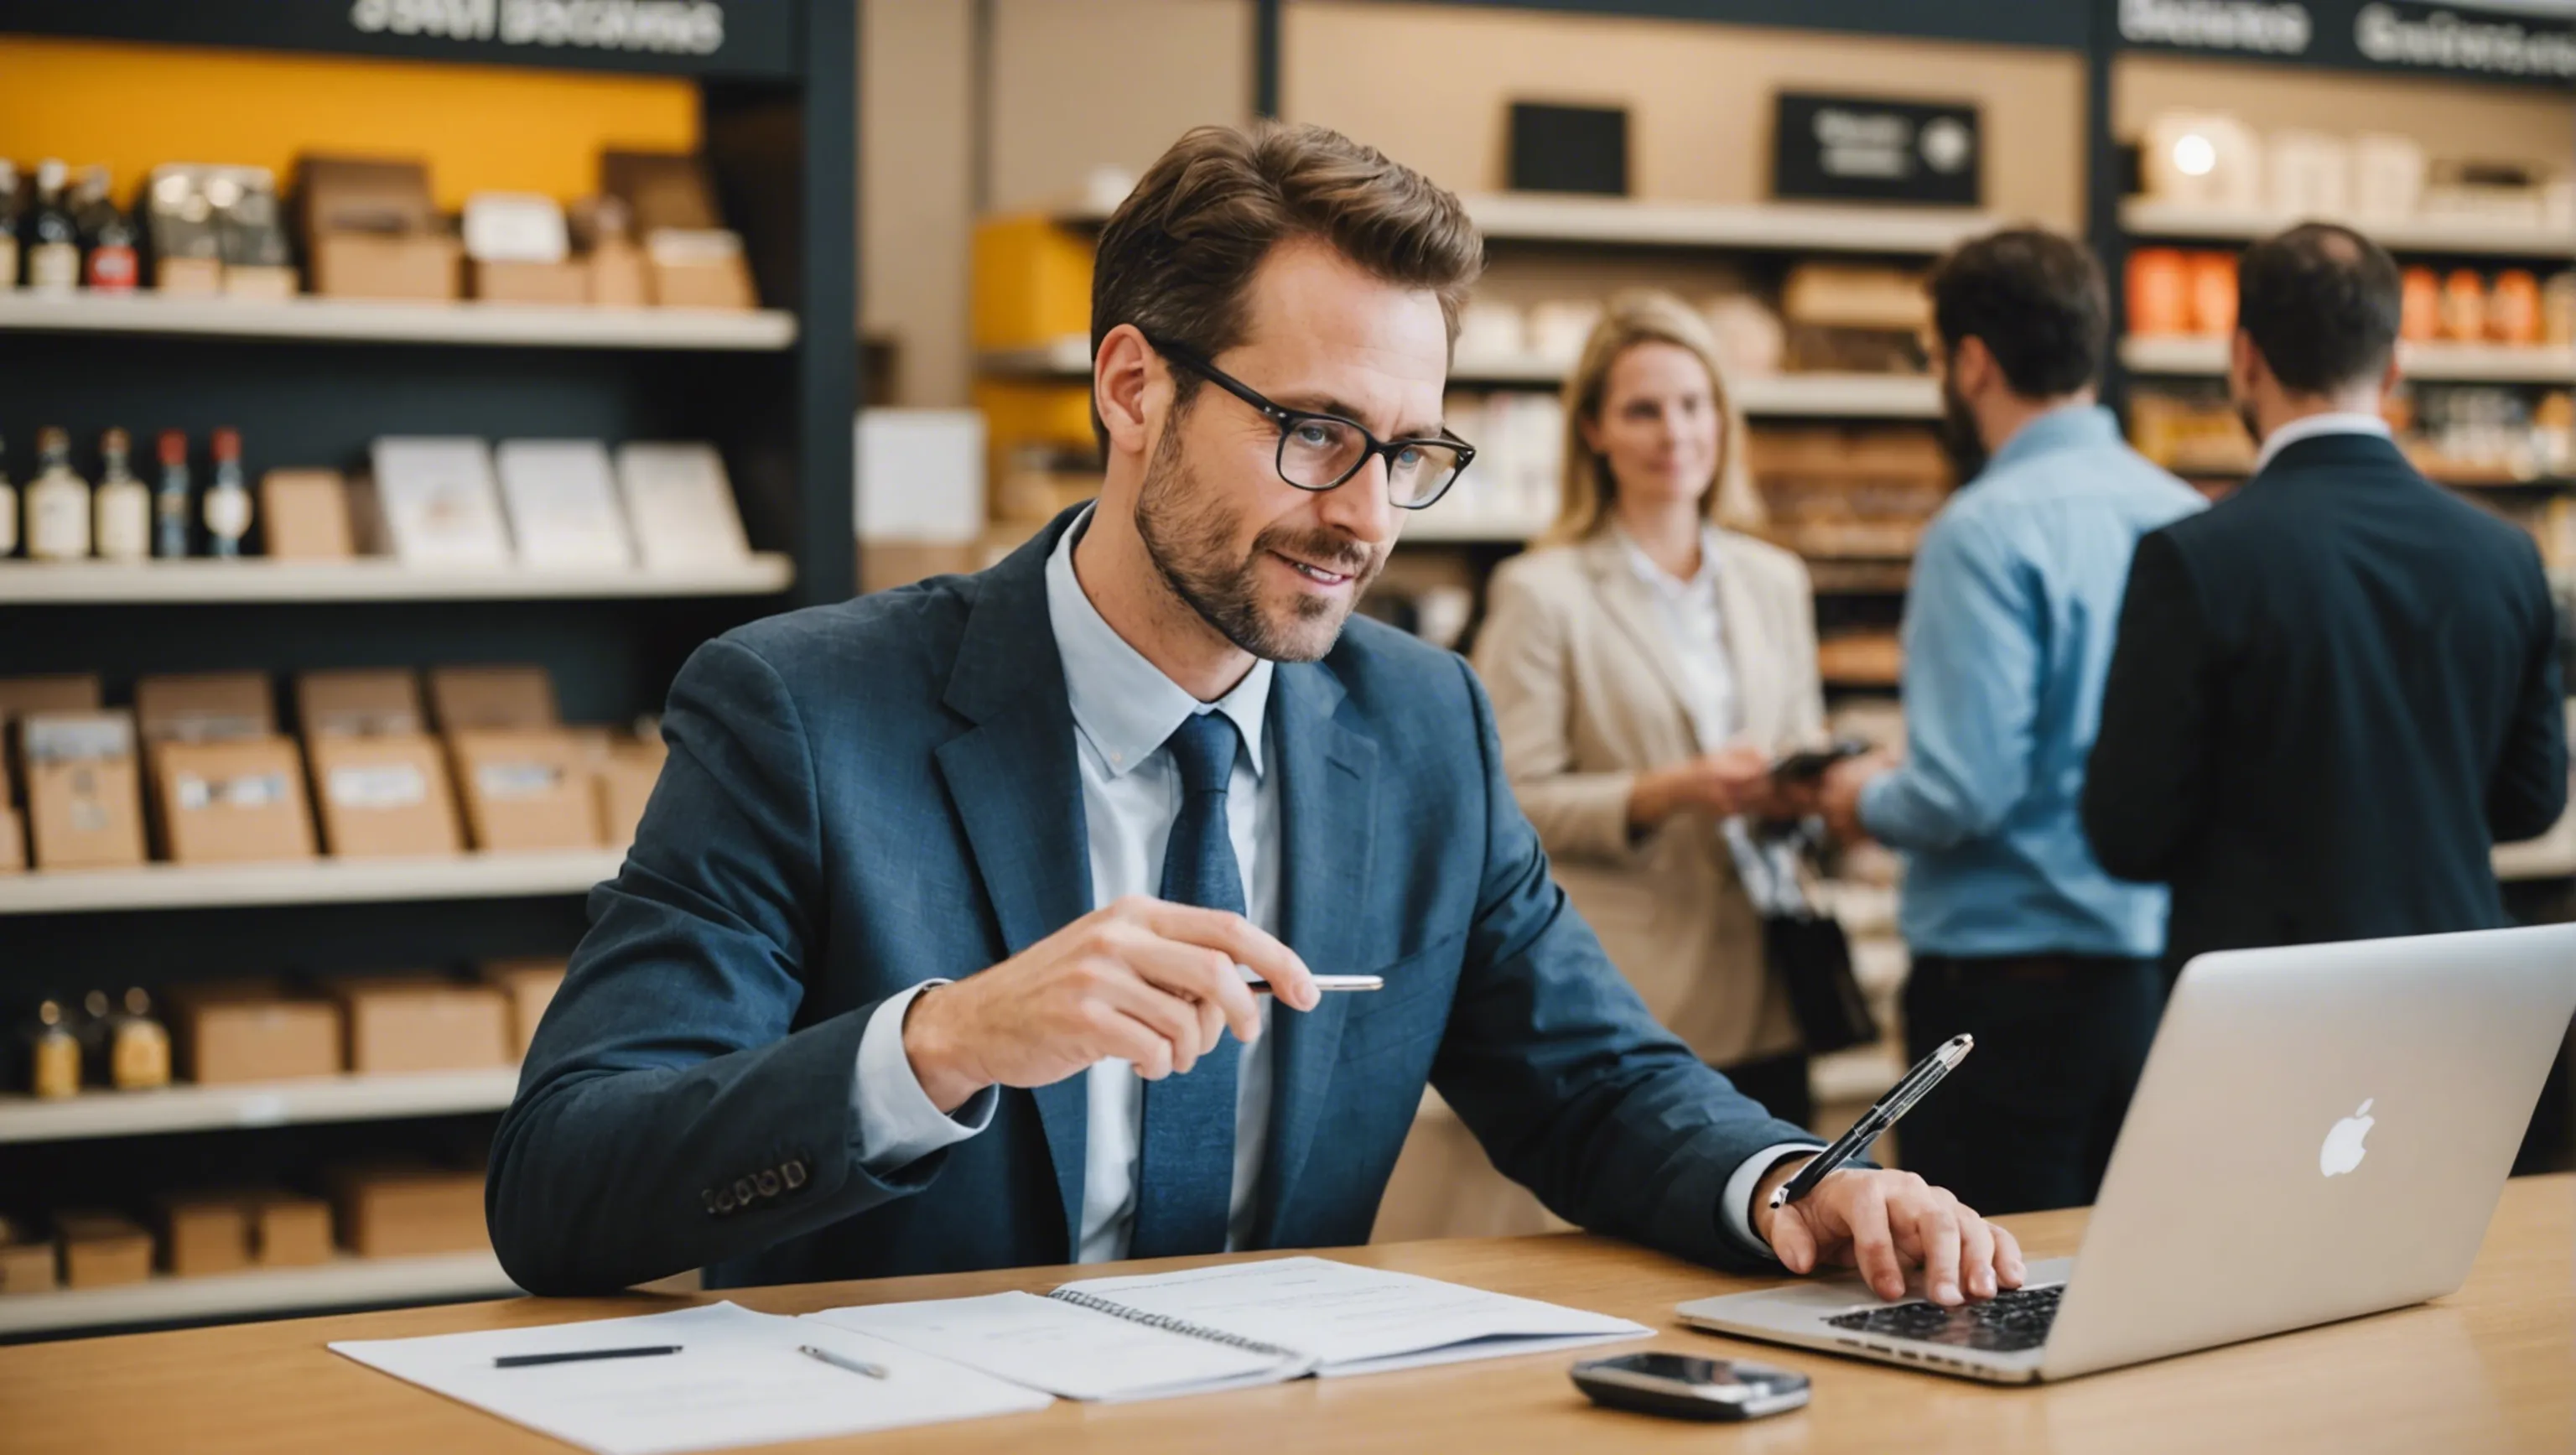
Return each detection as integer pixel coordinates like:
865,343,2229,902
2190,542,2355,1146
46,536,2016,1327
1768,1033,1974,1210
800,1344,891,1380
494,1344,681,1369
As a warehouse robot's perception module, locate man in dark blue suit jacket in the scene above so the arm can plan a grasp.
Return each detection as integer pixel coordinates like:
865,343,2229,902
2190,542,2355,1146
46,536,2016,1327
489,122,2023,1310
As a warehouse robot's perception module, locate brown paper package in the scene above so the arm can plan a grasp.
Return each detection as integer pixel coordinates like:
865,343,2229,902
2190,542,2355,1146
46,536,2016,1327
427,664,559,732
149,736,320,865
260,470,356,560
21,711,148,870
57,1211,155,1289
169,982,345,1084
135,672,276,743
159,1194,254,1278
297,668,425,738
330,1165,488,1258
328,975,513,1075
308,734,465,858
449,728,600,851
248,1193,335,1268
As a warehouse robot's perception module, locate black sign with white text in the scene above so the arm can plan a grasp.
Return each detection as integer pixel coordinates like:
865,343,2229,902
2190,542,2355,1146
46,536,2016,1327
2117,0,2576,85
1772,93,1981,208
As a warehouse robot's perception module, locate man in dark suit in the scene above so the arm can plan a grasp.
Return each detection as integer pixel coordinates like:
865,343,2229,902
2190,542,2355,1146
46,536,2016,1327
487,122,2024,1310
2085,223,2568,972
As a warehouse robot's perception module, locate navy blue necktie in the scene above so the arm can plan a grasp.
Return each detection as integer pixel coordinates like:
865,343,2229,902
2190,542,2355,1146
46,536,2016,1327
1128,711,1245,1259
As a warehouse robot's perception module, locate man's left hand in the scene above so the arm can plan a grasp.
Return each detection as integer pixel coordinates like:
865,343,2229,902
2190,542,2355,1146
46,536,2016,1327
1752,1162,2026,1307
1816,756,1886,844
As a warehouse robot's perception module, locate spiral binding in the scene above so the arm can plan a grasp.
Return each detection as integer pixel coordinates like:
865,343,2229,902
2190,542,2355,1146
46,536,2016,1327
1045,1288,1306,1364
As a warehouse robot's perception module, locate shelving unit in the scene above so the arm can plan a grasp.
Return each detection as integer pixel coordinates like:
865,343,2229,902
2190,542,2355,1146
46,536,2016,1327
0,293,798,351
0,556,796,605
0,850,625,917
0,1069,522,1145
1461,194,1997,255
0,1252,517,1339
2122,336,2576,384
2119,199,2575,258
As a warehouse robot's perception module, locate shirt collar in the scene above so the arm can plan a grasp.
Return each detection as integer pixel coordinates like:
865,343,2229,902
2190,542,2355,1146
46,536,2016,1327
1613,522,1722,600
2254,412,2395,475
1044,506,1272,782
1982,403,2122,478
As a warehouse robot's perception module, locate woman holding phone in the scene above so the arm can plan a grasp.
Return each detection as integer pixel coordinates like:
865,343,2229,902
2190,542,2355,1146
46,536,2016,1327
1472,291,1829,1126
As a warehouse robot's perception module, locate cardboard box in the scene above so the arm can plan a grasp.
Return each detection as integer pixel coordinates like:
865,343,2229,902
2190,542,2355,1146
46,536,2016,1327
428,665,558,732
298,668,425,738
600,150,722,232
646,233,756,310
22,712,148,870
308,733,464,859
224,264,298,301
149,736,319,865
57,1212,154,1289
472,258,589,304
330,975,512,1074
296,154,461,302
0,673,104,801
137,672,275,743
449,729,600,851
589,238,648,307
159,1193,254,1277
247,1192,334,1267
261,470,356,559
594,743,663,847
309,231,462,302
155,256,224,297
0,1237,56,1294
330,1164,488,1258
480,958,567,1059
169,982,345,1084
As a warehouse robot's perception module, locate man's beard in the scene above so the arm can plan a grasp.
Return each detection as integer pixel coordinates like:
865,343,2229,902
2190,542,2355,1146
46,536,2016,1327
1132,419,1384,663
1935,374,1990,483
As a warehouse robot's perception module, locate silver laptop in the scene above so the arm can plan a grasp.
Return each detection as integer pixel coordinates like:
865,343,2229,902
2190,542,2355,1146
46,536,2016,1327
1679,922,2576,1383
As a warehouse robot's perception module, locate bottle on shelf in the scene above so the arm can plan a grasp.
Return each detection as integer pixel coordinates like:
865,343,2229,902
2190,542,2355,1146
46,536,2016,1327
0,161,22,293
74,165,139,294
204,427,252,558
23,998,81,1099
23,159,80,294
93,428,150,563
0,433,16,559
153,429,193,559
107,988,171,1091
25,426,93,561
75,989,115,1089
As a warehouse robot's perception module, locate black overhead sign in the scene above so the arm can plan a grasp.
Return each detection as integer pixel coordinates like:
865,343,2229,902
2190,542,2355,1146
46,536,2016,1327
0,0,802,80
1773,93,1981,207
2116,0,2576,85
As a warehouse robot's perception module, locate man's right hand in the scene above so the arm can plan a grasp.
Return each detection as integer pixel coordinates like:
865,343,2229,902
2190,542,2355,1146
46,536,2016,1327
901,896,1321,1114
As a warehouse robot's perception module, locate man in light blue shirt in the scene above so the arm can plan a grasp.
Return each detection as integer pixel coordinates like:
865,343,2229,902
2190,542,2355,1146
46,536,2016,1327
1819,228,2205,1215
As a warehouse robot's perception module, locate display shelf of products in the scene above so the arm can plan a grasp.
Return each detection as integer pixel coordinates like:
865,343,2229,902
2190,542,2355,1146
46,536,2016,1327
2121,335,2576,384
0,1068,521,1146
0,554,795,605
0,850,625,917
1804,559,1914,595
2119,200,2576,258
1399,512,1554,544
1461,195,1997,255
0,293,798,351
0,1251,516,1338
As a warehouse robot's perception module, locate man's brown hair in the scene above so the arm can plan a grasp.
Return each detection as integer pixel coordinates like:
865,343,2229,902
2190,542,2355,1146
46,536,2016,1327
1089,121,1484,436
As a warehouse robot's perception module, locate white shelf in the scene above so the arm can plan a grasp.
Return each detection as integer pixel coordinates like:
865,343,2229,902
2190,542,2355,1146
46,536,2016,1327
0,292,797,351
0,1251,516,1338
2121,199,2576,258
1463,194,1997,255
0,1069,521,1146
1399,513,1550,544
0,553,793,605
2122,335,2576,383
0,850,626,917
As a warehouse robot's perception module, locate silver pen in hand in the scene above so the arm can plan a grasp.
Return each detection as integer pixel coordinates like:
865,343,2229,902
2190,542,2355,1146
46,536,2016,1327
1768,1033,1974,1209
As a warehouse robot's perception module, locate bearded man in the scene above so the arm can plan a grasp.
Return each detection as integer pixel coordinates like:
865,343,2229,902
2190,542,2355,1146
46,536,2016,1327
489,122,2024,1311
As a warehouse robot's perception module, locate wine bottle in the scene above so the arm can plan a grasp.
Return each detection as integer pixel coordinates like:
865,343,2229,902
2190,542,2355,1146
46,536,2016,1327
204,427,252,558
153,429,193,559
93,428,150,562
25,427,91,561
23,159,80,294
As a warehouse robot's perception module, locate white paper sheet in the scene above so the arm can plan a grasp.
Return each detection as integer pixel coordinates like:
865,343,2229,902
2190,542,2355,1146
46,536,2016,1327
808,1290,1308,1401
1055,1256,1651,1374
328,1301,1052,1455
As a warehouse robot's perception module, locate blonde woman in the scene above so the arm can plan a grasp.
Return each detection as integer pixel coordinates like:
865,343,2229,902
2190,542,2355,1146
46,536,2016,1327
1472,290,1827,1126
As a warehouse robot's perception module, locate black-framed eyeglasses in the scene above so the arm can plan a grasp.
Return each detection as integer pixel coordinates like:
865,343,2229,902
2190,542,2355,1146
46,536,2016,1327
1148,336,1476,510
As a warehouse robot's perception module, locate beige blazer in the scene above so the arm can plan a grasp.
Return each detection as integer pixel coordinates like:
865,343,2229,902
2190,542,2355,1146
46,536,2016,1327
1473,530,1826,1067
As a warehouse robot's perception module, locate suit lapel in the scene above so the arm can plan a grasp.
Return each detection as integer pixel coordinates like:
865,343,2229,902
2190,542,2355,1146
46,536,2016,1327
1584,535,1703,750
1251,657,1376,1245
1710,532,1786,746
932,511,1093,1251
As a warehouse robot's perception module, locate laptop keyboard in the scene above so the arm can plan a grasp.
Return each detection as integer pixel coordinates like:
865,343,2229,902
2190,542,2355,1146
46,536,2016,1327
1823,1283,2064,1354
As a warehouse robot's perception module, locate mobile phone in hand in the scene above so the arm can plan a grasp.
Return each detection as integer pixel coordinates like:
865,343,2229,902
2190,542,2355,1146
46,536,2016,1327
1770,740,1871,784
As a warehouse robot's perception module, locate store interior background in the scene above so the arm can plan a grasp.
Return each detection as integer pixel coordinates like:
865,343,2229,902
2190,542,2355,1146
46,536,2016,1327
1,0,2569,1342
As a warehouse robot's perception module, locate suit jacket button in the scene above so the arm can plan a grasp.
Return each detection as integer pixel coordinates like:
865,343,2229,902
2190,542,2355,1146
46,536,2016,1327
714,1187,738,1213
734,1177,756,1206
702,1189,720,1215
756,1170,782,1198
782,1159,808,1190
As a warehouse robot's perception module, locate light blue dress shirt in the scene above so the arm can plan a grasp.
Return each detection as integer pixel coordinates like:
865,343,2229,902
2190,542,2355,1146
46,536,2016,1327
1859,405,2206,960
850,509,1794,1259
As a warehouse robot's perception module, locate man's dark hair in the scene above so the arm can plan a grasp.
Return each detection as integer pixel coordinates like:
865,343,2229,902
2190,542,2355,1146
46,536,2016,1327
2236,223,2402,394
1926,227,2108,398
1088,121,1484,445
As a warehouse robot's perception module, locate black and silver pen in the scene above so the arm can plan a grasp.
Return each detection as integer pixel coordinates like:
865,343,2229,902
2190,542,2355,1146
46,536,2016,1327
494,1344,681,1369
1768,1033,1974,1209
799,1344,891,1380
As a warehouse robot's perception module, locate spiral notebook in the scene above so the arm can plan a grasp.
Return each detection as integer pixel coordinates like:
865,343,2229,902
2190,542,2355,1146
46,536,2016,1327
808,1255,1650,1402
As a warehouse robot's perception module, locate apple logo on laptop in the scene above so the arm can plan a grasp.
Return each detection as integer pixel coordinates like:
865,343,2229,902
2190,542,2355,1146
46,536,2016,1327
2319,1099,2376,1177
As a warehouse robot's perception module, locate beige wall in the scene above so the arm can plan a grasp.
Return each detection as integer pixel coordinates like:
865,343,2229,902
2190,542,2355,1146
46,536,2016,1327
2116,54,2574,175
987,0,1256,210
1282,1,2088,229
862,0,976,408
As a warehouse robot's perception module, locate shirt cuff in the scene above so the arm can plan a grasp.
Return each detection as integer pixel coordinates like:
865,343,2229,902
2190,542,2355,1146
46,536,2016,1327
850,980,997,1174
1721,1141,1826,1260
1856,771,1930,852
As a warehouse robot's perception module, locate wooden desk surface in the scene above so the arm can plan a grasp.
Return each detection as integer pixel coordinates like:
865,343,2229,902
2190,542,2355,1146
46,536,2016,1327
4,1175,2567,1455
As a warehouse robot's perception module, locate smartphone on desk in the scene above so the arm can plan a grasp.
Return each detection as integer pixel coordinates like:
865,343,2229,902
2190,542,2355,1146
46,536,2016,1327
1770,740,1872,785
1571,1352,1810,1422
